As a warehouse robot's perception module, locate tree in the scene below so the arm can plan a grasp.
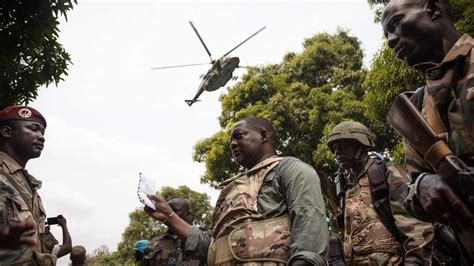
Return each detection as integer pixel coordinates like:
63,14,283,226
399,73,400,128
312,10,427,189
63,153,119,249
193,30,376,222
0,0,76,108
96,185,213,264
367,0,474,34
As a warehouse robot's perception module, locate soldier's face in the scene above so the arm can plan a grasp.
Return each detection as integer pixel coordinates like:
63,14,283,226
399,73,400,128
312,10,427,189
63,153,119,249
382,0,445,66
332,140,360,170
230,121,264,169
169,202,188,222
7,121,46,159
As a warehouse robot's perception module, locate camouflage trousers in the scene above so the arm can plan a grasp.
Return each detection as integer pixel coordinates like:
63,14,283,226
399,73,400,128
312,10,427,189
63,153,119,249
346,252,403,266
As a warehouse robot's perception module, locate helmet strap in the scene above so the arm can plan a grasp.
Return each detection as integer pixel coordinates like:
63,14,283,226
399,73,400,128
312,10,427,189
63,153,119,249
352,144,368,175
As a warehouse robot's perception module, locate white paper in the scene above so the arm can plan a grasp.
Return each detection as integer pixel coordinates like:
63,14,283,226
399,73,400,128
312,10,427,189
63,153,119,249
137,173,157,210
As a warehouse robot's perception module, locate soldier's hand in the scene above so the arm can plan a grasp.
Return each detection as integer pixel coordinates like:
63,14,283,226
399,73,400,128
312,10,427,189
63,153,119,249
0,221,37,249
144,194,174,223
418,174,474,223
57,215,67,227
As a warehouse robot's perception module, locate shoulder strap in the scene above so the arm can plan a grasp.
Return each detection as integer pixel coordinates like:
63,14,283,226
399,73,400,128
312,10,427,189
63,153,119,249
366,160,404,244
219,157,284,188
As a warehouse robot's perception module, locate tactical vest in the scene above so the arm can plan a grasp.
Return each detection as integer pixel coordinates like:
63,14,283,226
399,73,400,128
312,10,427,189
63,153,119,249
207,157,291,266
145,234,201,266
342,160,404,261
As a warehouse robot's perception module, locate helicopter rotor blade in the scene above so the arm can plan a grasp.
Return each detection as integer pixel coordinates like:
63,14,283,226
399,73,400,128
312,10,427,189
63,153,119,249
223,26,266,57
151,62,210,70
189,21,214,62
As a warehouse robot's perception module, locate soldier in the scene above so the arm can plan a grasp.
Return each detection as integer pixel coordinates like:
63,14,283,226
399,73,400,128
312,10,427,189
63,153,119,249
327,121,434,265
70,245,87,266
144,198,203,266
382,0,474,264
328,233,345,266
145,117,329,265
0,221,37,249
0,105,56,264
42,215,72,258
134,240,149,265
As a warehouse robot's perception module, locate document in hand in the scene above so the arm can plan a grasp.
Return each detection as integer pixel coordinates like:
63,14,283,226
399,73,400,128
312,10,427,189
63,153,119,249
137,173,157,210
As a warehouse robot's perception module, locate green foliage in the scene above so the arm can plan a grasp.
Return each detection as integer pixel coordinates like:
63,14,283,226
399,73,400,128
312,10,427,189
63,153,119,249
193,130,239,188
95,186,213,264
193,30,373,217
367,0,474,30
363,44,424,157
451,0,474,36
0,0,76,108
160,186,213,228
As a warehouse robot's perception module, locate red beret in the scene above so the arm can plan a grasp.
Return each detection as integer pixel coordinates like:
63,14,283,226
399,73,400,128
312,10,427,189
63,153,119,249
0,106,47,127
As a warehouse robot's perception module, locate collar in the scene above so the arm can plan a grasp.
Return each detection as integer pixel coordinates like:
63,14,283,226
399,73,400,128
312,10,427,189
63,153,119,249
348,157,373,186
0,151,23,174
0,151,42,189
414,34,474,80
161,232,179,241
245,155,281,175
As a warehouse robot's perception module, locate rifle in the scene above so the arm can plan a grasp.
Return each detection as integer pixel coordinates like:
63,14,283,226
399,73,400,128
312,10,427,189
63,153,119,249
334,169,346,229
387,93,474,261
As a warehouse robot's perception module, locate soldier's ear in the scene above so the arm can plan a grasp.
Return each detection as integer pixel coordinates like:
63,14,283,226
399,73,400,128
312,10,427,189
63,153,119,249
0,125,12,138
425,0,442,20
260,129,269,143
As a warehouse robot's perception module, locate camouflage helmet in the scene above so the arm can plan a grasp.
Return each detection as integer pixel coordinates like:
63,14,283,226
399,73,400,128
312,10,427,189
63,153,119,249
327,121,375,152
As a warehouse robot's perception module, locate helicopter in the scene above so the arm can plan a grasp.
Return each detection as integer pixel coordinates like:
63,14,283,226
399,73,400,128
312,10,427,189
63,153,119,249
152,22,266,106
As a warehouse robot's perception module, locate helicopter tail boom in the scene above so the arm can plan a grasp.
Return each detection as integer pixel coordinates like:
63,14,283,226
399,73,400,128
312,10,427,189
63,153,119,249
185,99,201,106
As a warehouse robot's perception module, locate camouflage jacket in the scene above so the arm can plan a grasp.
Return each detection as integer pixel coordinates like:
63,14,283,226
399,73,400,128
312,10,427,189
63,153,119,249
0,151,53,265
185,157,329,265
343,158,434,265
404,34,474,221
144,232,203,266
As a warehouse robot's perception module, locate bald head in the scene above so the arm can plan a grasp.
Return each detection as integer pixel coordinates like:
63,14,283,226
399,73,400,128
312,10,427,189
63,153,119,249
239,117,276,147
382,0,452,23
168,198,190,222
381,0,459,67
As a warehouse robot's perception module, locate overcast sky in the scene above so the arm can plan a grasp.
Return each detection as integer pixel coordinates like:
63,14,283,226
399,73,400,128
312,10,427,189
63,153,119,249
26,0,384,264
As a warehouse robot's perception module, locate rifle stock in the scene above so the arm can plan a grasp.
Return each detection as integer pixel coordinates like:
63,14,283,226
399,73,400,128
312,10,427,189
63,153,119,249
387,93,474,261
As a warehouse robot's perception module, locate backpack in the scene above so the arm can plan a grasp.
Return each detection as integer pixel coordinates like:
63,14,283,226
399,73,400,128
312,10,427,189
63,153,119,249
335,158,403,244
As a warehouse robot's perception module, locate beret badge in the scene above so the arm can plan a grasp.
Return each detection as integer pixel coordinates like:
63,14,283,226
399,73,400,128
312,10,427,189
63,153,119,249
18,108,32,119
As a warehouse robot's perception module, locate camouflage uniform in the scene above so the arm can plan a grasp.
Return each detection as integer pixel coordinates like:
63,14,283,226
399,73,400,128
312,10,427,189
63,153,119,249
343,158,434,265
327,122,434,265
144,232,202,266
0,151,56,265
328,233,345,266
404,34,474,219
185,156,329,265
41,229,59,254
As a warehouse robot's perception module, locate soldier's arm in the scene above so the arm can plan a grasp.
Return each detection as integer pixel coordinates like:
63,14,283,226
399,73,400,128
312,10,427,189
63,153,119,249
55,215,72,258
402,142,474,222
183,226,211,262
145,195,211,262
0,221,37,249
280,158,328,266
387,164,434,266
